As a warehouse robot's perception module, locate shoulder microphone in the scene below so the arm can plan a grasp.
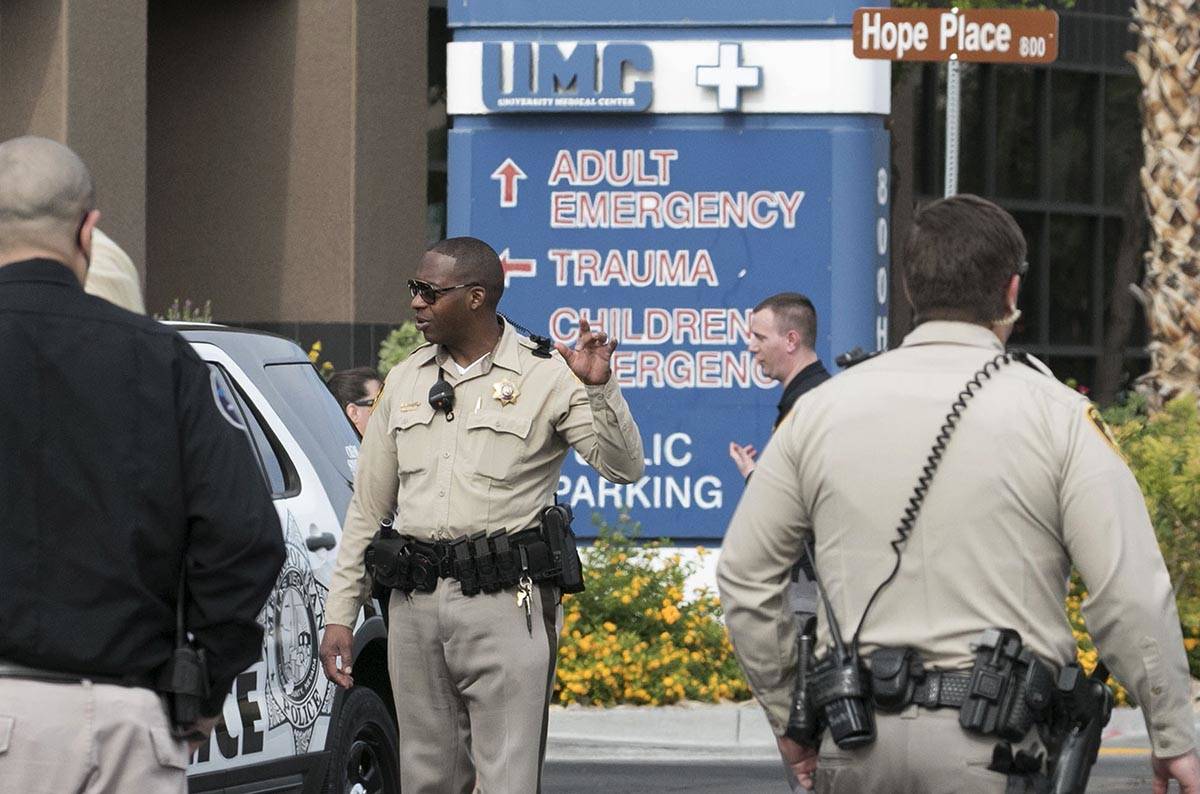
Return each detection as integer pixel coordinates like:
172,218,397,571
429,369,454,421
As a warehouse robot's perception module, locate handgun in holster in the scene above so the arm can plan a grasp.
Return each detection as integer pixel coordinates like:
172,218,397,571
158,570,211,740
540,503,585,593
785,616,824,748
1046,662,1113,794
365,517,413,595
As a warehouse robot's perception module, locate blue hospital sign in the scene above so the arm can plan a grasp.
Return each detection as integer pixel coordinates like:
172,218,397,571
447,15,890,539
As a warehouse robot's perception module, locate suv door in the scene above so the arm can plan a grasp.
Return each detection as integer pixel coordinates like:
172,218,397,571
187,344,343,786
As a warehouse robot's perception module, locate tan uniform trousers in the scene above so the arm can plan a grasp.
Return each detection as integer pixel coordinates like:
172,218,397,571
388,577,562,794
816,707,1047,794
0,678,188,794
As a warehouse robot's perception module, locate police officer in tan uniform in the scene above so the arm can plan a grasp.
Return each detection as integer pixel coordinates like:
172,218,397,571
319,236,644,794
718,195,1200,793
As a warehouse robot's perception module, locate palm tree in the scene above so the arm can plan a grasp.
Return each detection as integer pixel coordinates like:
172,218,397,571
1128,0,1200,408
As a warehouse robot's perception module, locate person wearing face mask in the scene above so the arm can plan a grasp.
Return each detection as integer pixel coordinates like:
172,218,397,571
718,194,1200,793
0,136,284,792
326,367,384,438
319,236,644,794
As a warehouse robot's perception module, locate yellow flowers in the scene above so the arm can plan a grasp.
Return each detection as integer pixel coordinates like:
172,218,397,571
1065,574,1129,706
552,518,752,707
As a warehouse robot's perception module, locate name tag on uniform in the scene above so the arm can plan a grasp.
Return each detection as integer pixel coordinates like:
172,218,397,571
397,401,422,412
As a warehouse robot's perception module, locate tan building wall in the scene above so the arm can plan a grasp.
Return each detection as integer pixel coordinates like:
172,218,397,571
0,0,148,270
1,0,427,363
146,1,427,329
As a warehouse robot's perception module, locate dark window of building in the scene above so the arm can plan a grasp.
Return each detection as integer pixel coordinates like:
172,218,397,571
906,0,1147,399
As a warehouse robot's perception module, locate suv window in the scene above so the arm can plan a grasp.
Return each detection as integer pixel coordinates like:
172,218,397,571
207,363,296,497
262,363,361,485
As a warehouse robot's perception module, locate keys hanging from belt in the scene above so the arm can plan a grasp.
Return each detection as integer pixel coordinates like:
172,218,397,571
516,576,533,636
516,545,533,636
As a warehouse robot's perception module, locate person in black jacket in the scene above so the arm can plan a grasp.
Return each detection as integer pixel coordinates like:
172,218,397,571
0,136,285,793
728,292,830,478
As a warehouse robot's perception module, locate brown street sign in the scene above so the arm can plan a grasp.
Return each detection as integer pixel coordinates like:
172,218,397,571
852,7,1059,64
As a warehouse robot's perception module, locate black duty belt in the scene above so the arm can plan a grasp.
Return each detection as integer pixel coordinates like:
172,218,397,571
909,669,974,709
389,527,558,596
0,660,151,689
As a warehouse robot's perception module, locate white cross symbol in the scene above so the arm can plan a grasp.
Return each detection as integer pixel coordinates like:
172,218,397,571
695,43,761,111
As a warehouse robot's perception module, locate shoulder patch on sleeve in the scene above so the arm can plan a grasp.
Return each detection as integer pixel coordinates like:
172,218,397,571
209,369,247,430
1086,404,1122,454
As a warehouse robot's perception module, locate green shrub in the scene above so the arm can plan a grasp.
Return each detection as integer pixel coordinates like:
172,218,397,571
1105,396,1200,678
554,516,750,706
378,321,424,374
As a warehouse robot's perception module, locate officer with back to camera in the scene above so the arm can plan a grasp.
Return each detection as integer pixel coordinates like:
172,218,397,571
717,194,1200,793
318,236,645,794
0,136,285,793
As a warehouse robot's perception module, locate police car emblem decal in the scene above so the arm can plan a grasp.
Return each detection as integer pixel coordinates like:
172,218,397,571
209,370,247,430
260,512,334,754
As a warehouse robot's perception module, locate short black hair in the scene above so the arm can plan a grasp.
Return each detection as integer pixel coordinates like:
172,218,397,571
428,237,504,308
753,292,818,348
326,367,381,411
902,194,1027,325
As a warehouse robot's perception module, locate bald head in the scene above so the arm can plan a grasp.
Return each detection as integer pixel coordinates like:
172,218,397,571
0,136,96,265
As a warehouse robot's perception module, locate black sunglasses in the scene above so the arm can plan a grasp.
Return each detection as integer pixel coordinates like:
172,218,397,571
408,279,480,305
350,397,375,408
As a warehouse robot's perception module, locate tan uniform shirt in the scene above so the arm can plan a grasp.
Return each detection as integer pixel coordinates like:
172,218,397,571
327,319,644,628
718,321,1196,757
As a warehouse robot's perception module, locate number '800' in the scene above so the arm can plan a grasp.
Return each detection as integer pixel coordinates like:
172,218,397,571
1019,36,1047,58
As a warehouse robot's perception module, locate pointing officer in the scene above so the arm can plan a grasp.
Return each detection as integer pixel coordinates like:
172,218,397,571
319,237,644,793
0,136,285,792
718,195,1200,793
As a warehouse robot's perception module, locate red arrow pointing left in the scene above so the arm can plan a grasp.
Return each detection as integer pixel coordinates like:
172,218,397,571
498,248,537,286
491,158,527,208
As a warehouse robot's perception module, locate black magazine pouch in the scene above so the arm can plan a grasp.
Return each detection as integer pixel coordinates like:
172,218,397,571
870,647,923,712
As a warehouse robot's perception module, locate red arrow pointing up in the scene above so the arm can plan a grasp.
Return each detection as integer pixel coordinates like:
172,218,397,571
491,158,527,208
498,248,537,286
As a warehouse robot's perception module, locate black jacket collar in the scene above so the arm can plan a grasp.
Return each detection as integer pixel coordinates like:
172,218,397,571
0,258,82,289
776,359,831,429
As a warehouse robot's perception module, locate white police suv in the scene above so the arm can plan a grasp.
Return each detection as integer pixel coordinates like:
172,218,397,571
174,324,399,794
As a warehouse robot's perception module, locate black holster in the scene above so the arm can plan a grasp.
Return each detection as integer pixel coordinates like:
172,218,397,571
364,521,414,594
159,571,211,739
959,628,1056,743
540,504,584,593
785,616,823,747
1046,663,1113,794
159,646,210,736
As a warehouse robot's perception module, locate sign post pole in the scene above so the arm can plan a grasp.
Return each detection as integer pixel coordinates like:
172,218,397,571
944,57,961,197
